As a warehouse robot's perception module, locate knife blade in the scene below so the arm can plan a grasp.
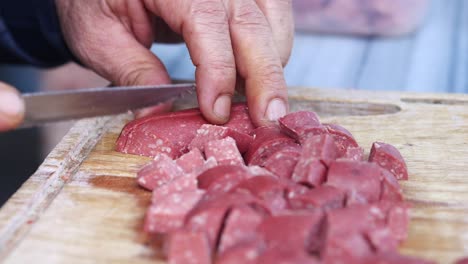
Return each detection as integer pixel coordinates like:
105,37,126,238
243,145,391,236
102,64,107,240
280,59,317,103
20,83,196,128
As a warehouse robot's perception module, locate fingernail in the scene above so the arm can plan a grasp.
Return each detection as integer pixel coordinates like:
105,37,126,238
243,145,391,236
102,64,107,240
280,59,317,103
213,94,231,121
0,90,24,118
266,98,287,121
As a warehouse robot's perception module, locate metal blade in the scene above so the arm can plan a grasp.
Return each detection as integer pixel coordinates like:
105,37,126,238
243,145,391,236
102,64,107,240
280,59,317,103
20,83,195,128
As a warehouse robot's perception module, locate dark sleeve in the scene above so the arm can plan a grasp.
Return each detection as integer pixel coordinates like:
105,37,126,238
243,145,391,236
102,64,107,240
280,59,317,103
0,0,76,67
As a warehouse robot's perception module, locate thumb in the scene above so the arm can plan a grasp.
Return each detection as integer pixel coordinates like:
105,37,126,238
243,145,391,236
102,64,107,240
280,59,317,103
0,82,24,131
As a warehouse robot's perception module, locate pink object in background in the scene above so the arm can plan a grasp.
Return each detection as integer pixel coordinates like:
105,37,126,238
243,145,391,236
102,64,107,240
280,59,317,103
293,0,429,36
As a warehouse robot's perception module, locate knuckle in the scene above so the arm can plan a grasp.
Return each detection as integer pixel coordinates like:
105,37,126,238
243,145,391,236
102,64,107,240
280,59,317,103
186,0,229,36
232,4,269,30
116,62,155,86
205,58,237,81
190,0,228,23
254,60,285,88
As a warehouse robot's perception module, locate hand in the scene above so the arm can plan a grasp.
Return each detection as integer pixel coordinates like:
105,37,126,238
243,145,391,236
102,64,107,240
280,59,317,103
0,82,24,131
55,0,294,126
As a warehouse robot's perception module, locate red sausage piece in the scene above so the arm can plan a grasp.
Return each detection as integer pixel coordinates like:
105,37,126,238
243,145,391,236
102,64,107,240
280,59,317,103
288,185,345,211
369,142,408,180
116,108,207,158
325,161,382,205
256,211,324,251
197,165,252,193
188,124,253,154
245,126,298,166
215,241,263,264
292,159,327,188
256,247,320,264
166,230,212,264
218,205,264,253
263,145,302,179
144,190,205,234
136,154,184,191
175,148,205,174
151,174,198,203
233,176,288,214
323,123,359,157
204,137,244,166
278,111,321,140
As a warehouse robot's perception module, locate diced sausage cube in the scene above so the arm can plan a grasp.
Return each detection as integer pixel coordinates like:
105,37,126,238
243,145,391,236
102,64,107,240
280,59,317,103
205,137,244,166
263,145,302,179
369,142,408,180
245,126,298,166
233,176,288,214
256,211,324,251
288,186,345,211
218,205,264,253
256,247,320,264
176,148,205,174
292,159,327,187
166,230,212,264
197,165,252,193
145,190,205,233
278,111,321,140
326,161,382,205
323,123,359,156
188,124,253,153
151,175,198,203
215,242,263,264
136,154,184,191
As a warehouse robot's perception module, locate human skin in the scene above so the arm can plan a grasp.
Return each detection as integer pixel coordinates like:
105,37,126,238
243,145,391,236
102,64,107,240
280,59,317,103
0,82,24,132
55,0,294,126
0,0,294,130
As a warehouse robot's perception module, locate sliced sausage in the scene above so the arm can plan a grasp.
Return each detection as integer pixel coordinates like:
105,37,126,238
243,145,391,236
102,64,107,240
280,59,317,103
233,176,288,214
188,124,253,154
166,230,212,264
136,154,184,191
288,186,345,211
256,211,324,251
116,108,207,158
278,111,321,140
323,123,359,156
326,161,382,205
204,137,244,166
218,205,264,253
176,148,205,174
263,145,302,179
145,190,205,233
197,165,252,192
369,142,408,180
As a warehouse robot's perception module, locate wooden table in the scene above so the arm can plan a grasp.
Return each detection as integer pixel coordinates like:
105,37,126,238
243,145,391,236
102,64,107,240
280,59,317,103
1,87,468,263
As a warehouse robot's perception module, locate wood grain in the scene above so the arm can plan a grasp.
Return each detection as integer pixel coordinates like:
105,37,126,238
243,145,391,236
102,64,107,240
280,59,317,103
1,87,468,263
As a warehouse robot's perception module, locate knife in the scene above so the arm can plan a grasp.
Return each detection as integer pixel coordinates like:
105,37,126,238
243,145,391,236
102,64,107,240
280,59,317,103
20,83,196,128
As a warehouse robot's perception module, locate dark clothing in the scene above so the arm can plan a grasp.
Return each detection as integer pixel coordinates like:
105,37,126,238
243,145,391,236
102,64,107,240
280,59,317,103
0,0,73,67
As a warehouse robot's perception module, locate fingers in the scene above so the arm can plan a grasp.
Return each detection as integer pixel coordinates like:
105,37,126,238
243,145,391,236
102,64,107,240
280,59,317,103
225,0,289,126
182,1,237,124
57,0,171,87
146,0,237,124
254,0,294,66
0,82,24,132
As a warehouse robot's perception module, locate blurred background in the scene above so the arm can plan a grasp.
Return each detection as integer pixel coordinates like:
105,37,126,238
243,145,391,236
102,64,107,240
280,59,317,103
1,0,466,205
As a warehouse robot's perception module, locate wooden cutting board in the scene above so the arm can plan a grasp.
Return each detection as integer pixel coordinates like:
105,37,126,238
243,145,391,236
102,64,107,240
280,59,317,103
1,87,468,264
